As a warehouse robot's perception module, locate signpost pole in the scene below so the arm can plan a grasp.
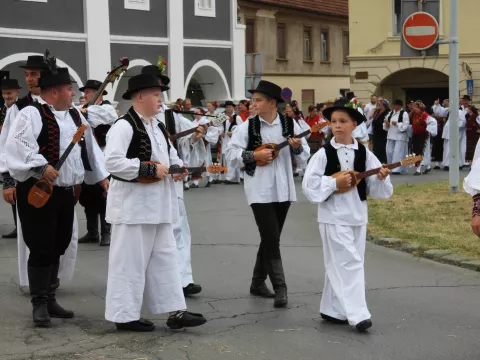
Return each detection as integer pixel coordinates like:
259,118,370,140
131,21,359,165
448,0,460,193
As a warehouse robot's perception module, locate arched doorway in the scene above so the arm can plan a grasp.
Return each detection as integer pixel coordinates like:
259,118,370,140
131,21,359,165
185,60,231,106
111,59,169,114
376,68,449,110
0,52,83,103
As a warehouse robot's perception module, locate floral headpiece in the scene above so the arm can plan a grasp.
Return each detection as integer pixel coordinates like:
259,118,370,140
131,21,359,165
157,56,168,76
345,98,359,110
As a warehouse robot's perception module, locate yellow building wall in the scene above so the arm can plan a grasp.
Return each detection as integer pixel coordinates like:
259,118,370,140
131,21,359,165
348,0,480,103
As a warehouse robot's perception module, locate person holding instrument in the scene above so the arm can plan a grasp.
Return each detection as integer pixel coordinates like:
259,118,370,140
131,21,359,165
5,56,108,327
302,103,392,332
226,80,310,308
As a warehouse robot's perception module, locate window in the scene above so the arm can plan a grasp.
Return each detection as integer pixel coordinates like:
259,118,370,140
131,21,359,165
321,29,330,62
124,0,150,11
304,27,312,61
195,0,216,17
301,89,315,115
393,0,402,35
277,23,286,59
246,19,255,54
342,31,349,64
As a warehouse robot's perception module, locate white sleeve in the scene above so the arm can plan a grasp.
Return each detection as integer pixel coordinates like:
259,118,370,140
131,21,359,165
302,149,338,204
0,104,20,173
432,104,449,118
204,121,219,144
5,107,47,182
104,120,140,181
80,112,109,184
83,104,118,128
168,143,183,167
464,141,480,196
225,120,249,168
426,116,438,137
353,122,368,139
459,110,466,130
365,149,393,199
397,112,410,132
476,115,480,126
292,121,310,169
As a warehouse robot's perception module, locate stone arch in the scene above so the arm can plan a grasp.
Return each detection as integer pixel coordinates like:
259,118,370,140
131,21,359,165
184,60,231,105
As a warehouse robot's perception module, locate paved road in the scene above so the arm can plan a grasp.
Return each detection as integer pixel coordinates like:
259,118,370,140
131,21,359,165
0,170,479,360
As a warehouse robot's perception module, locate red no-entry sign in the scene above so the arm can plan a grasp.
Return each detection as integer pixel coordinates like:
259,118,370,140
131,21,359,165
403,12,439,51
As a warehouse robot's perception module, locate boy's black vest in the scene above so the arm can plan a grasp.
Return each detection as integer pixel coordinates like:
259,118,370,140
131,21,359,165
112,107,171,182
387,110,405,123
323,142,367,201
33,102,92,170
245,113,294,176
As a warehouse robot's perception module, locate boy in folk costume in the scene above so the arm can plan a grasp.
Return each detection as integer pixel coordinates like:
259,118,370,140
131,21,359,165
302,104,392,332
226,80,310,307
104,74,206,331
219,100,243,184
1,55,80,290
383,99,410,174
77,79,118,247
142,62,207,295
5,60,109,327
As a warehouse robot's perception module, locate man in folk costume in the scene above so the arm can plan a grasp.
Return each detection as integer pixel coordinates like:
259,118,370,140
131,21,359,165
5,58,109,327
226,80,310,307
0,79,21,236
191,107,220,188
104,74,207,331
142,62,206,295
383,99,410,174
432,99,466,171
459,95,471,168
432,99,448,169
77,80,117,247
302,104,392,332
0,56,80,289
0,56,47,240
219,100,243,184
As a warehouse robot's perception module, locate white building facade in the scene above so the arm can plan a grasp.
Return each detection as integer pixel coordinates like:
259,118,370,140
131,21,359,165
0,0,246,110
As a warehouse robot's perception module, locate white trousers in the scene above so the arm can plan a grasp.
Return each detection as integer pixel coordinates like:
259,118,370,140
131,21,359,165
18,210,78,286
220,154,241,182
460,130,467,166
319,223,370,326
172,198,194,287
386,139,408,173
105,223,186,323
421,138,431,167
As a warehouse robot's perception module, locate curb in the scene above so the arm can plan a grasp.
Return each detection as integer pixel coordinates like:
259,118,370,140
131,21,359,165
366,234,479,272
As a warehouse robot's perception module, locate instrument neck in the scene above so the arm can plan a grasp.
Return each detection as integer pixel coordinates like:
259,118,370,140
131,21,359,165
275,130,310,151
168,166,205,174
54,142,77,171
355,162,400,180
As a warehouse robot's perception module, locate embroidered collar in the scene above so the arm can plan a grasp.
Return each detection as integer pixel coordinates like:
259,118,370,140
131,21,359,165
330,137,359,150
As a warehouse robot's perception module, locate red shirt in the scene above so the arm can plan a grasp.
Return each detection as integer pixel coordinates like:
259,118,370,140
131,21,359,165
412,111,429,136
305,115,323,140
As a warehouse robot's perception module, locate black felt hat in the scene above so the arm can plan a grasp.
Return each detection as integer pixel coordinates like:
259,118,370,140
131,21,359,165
462,94,471,101
248,80,284,103
323,99,365,125
19,55,49,70
346,91,356,100
38,67,75,88
122,74,168,100
141,65,170,89
224,100,236,107
393,99,403,106
0,79,21,90
79,79,107,95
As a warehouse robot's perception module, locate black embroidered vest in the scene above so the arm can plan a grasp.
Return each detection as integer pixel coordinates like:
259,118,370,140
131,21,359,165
245,113,294,176
164,109,178,150
34,103,92,170
323,142,367,201
16,93,34,111
387,110,405,123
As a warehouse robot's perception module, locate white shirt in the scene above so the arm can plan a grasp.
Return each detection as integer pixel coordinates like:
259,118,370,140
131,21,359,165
77,103,118,129
5,97,108,186
302,137,393,226
383,110,410,141
192,116,220,145
0,94,41,174
464,140,480,196
221,113,243,155
364,103,376,125
226,114,310,205
432,104,466,140
104,111,183,225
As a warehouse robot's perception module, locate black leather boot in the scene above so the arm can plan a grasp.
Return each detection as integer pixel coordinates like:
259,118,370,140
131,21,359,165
267,259,288,308
47,264,74,318
99,217,111,247
250,250,275,298
78,210,99,244
28,266,51,327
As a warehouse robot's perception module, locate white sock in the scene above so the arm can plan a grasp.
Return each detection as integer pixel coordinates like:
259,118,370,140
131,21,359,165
193,180,199,185
416,166,422,173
